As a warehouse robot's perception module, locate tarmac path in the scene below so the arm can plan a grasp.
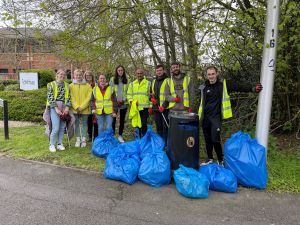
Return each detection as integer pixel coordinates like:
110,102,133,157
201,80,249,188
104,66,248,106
0,157,299,225
0,120,39,128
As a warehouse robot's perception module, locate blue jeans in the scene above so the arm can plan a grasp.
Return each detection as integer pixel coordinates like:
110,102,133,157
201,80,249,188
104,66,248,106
74,114,88,138
50,108,65,146
97,114,113,135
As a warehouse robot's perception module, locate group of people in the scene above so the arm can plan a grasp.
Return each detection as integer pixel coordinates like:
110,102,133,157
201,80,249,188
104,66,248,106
46,62,262,165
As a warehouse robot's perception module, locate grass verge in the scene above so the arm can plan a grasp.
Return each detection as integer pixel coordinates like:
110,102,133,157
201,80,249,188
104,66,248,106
0,125,105,171
0,125,299,193
267,135,300,193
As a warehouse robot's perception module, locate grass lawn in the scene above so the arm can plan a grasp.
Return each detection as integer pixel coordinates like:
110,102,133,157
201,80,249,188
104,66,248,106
0,125,105,171
0,124,299,193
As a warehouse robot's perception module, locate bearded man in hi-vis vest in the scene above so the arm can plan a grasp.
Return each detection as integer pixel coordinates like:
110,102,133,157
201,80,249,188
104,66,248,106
199,65,263,166
164,62,194,113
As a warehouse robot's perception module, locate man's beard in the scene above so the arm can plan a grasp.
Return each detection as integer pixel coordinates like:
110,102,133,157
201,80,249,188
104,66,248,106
172,70,180,75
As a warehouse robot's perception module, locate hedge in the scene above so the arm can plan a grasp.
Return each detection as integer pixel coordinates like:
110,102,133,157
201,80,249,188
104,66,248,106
0,80,19,86
4,84,20,91
0,88,47,122
19,69,55,88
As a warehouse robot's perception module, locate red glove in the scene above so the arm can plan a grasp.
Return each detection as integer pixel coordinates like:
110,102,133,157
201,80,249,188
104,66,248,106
117,100,122,106
93,114,97,124
151,97,158,105
148,108,153,115
159,106,165,113
254,83,263,93
174,96,181,103
187,107,193,113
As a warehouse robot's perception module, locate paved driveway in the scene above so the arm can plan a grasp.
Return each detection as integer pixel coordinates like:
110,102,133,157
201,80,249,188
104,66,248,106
0,157,299,225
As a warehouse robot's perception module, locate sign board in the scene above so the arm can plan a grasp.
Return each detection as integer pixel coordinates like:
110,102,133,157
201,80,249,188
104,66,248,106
19,72,39,90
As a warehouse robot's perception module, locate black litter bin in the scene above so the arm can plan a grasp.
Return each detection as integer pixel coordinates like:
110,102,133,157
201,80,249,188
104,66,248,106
167,112,199,170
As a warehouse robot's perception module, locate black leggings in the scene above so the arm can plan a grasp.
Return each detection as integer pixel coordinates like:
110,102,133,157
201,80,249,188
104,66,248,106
153,109,169,146
87,114,98,139
112,108,127,136
202,117,223,161
138,108,149,137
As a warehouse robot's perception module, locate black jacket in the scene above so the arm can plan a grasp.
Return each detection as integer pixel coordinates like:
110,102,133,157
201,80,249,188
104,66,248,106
199,78,254,119
151,74,169,110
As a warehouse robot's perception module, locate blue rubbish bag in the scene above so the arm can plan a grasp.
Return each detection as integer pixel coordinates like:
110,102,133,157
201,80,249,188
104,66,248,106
138,152,171,187
224,131,268,189
139,125,165,159
174,164,210,198
104,140,140,185
138,126,171,187
199,164,237,193
92,128,119,158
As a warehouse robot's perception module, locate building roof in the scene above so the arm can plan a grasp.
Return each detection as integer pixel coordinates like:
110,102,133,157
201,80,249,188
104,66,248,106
0,27,60,39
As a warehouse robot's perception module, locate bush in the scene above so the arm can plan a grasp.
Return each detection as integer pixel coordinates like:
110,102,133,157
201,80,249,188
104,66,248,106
0,88,47,122
19,69,55,88
4,84,20,91
0,80,19,86
0,84,4,91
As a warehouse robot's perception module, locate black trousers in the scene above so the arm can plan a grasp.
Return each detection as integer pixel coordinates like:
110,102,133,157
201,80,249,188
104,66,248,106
153,109,169,146
138,108,149,137
112,108,127,136
87,114,98,139
202,117,223,161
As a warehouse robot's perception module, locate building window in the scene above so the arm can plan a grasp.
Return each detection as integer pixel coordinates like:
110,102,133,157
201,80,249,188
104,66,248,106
0,69,8,74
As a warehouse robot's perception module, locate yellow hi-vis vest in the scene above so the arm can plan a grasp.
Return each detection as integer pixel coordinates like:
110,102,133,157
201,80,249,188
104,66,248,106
127,78,151,110
93,86,113,115
129,99,142,128
151,78,169,107
169,75,190,108
198,79,232,120
46,81,69,106
110,77,128,100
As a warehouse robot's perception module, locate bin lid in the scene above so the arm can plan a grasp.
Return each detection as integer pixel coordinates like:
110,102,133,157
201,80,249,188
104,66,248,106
169,111,198,120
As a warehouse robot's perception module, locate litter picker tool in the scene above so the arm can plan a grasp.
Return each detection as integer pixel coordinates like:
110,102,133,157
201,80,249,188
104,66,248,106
65,121,71,150
92,113,97,145
161,112,169,128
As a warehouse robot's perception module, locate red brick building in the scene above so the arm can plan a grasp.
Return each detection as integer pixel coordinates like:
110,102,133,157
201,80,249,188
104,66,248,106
0,27,73,79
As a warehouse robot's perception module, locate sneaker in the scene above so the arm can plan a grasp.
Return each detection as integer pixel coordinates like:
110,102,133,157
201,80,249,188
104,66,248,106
217,160,224,166
117,135,125,143
57,144,65,151
81,141,87,148
49,145,56,152
200,159,213,166
75,138,81,148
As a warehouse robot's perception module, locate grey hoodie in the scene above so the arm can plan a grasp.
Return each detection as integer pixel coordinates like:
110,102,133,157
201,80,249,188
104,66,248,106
164,73,194,112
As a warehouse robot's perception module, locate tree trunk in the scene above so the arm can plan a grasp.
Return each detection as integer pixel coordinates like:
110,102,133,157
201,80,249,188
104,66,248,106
159,2,170,73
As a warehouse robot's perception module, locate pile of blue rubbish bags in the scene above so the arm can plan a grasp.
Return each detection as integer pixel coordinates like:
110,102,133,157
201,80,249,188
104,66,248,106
92,126,268,199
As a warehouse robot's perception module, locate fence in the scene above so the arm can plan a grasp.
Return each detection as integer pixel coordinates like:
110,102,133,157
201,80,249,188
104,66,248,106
0,73,18,80
0,98,9,140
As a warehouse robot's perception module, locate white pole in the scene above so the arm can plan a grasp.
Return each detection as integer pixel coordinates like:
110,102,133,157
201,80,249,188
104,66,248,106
256,0,280,152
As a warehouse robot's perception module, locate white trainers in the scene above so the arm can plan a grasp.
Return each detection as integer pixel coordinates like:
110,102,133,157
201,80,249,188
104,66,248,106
57,144,65,151
75,137,81,148
217,160,224,166
49,145,56,152
117,135,125,143
200,159,213,166
81,142,86,147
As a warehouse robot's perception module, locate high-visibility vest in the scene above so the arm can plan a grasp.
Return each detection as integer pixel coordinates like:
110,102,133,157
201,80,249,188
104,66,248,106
46,81,69,106
110,77,128,100
169,75,190,108
127,78,151,110
151,78,169,107
129,99,142,128
93,86,113,115
198,79,232,120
